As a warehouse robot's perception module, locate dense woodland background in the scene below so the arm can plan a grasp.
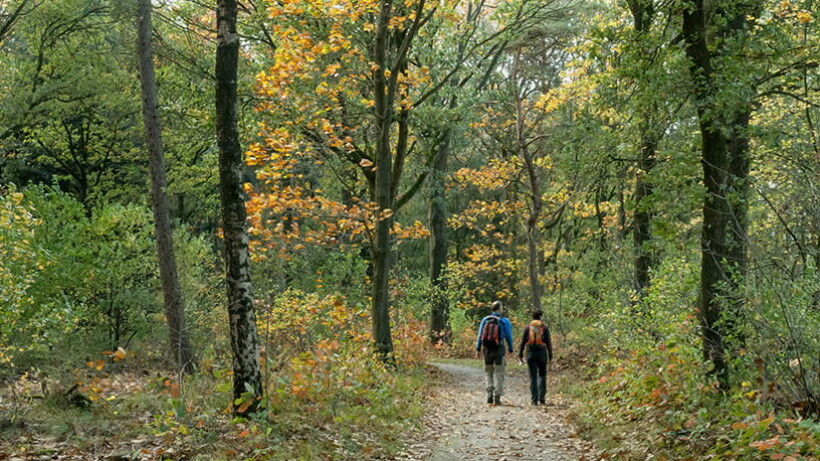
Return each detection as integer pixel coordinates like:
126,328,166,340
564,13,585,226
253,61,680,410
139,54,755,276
1,0,819,459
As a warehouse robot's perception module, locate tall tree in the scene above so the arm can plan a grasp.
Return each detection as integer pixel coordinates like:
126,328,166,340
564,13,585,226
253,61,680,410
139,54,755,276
137,0,195,374
370,0,397,357
626,0,659,300
242,0,440,357
370,0,433,356
511,42,548,314
506,14,571,315
215,0,262,413
425,0,494,343
681,0,758,389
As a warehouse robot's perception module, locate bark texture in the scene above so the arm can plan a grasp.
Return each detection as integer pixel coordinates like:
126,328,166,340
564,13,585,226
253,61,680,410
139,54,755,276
137,0,195,374
215,0,263,412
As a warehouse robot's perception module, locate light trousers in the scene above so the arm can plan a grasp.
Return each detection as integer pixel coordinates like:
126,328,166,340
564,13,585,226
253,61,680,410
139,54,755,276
483,347,506,397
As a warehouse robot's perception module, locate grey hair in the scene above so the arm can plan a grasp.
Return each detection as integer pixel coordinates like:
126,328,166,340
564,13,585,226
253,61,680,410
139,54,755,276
491,300,503,311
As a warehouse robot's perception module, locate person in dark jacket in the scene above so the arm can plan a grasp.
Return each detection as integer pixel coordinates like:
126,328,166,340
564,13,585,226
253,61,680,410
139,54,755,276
517,310,553,405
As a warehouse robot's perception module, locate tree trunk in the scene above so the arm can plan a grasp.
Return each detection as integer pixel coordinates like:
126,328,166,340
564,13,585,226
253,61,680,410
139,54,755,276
627,0,658,300
682,0,731,389
428,127,450,343
725,108,751,344
521,144,544,313
366,0,427,356
371,0,396,357
515,69,544,314
215,0,263,413
633,129,657,298
137,0,196,374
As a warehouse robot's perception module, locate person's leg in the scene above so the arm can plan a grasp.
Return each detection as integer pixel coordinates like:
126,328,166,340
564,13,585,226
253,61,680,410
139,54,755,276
493,354,506,403
484,364,495,403
537,350,548,403
526,352,539,404
483,348,496,403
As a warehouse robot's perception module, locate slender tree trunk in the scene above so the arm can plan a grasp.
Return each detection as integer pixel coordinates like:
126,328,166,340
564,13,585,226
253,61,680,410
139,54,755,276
428,127,450,343
505,185,520,312
215,0,263,413
521,144,544,313
525,211,543,313
137,0,195,374
367,0,427,355
633,129,657,298
627,0,658,300
726,108,751,344
617,187,626,240
371,0,396,357
682,0,731,389
697,127,732,390
515,69,544,314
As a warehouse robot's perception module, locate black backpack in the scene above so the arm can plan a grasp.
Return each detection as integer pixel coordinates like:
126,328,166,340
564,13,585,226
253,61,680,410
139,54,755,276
480,316,502,348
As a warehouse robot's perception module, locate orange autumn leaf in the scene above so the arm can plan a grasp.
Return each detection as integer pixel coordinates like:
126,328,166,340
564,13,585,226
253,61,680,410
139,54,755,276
749,437,781,450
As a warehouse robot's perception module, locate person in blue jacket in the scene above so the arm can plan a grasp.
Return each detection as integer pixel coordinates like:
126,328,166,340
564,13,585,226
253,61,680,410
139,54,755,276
475,300,514,405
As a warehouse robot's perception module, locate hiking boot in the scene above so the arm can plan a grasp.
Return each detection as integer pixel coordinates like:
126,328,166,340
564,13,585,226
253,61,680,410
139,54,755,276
539,400,545,405
493,395,501,405
486,395,493,404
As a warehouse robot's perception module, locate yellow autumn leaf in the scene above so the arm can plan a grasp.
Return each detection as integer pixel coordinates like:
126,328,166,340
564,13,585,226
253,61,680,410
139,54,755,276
112,347,126,362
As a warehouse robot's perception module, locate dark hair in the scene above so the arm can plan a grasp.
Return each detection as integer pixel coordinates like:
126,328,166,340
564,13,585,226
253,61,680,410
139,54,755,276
491,300,503,312
532,310,543,320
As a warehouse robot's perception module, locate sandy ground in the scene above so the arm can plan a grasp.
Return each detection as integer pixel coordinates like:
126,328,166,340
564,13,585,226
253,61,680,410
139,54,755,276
394,360,601,461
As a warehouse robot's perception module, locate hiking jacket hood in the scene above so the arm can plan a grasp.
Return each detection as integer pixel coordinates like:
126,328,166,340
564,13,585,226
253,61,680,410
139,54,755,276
475,313,514,353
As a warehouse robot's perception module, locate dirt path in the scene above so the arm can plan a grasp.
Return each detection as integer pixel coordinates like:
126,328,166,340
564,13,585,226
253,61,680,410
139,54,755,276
396,360,599,461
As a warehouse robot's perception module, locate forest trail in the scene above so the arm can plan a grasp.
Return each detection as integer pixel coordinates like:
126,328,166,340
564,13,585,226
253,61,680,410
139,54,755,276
397,360,599,461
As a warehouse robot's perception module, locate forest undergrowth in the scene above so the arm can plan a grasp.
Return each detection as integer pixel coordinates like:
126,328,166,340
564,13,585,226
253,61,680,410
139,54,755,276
0,300,433,461
3,310,820,461
555,338,820,461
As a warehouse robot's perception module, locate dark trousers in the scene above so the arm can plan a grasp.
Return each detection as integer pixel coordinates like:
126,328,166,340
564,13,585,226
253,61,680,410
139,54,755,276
526,346,548,403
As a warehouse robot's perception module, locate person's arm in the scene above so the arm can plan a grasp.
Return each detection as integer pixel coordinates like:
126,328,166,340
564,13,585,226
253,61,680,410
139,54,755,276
545,326,553,361
504,318,514,353
518,326,528,360
475,317,486,351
